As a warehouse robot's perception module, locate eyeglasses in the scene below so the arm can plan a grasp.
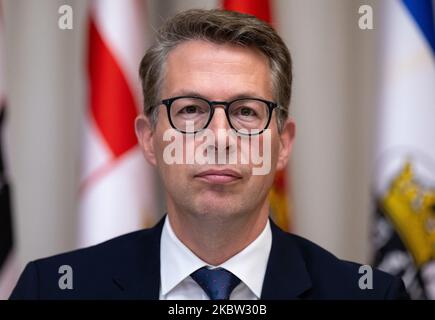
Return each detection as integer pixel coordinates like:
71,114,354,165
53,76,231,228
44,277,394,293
158,96,278,135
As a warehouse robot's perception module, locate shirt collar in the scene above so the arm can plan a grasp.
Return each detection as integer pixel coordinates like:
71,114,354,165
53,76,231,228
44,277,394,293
160,215,272,298
219,219,272,298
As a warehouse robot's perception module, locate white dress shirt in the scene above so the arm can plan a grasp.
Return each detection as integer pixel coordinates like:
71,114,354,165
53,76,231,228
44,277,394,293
159,215,272,300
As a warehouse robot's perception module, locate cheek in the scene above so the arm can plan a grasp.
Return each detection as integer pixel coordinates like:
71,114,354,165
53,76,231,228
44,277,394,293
270,135,280,163
151,125,176,181
243,130,279,176
152,130,192,193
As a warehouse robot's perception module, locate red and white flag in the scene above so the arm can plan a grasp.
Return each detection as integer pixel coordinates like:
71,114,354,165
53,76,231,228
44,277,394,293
79,0,156,247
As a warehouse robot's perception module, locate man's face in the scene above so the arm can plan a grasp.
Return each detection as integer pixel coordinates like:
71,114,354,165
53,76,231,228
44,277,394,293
136,40,294,220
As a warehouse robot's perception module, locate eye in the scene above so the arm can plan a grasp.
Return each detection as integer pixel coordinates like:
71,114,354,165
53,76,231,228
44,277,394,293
231,106,258,119
240,107,256,116
179,105,203,114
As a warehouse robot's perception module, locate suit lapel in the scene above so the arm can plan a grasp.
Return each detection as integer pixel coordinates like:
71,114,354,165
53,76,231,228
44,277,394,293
111,216,165,299
261,219,312,299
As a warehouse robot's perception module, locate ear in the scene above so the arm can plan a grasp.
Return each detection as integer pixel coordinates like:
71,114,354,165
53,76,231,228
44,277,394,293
135,114,157,166
276,118,296,171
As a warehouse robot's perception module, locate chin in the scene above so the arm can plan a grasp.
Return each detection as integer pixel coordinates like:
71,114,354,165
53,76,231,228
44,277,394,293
192,198,243,219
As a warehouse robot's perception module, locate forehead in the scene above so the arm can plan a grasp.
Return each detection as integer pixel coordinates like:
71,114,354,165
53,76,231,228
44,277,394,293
161,40,273,99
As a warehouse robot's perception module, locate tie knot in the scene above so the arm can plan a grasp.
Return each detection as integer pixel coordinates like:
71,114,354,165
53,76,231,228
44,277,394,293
190,267,241,300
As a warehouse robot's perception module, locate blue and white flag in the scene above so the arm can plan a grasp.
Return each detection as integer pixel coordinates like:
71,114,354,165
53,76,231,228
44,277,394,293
373,0,435,300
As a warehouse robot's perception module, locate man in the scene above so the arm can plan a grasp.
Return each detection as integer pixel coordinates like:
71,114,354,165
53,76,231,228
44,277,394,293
10,9,408,300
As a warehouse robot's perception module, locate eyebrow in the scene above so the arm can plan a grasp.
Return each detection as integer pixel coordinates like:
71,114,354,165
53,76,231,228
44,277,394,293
166,90,271,101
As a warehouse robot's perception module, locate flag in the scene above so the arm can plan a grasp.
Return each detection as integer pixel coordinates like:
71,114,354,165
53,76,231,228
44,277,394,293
0,107,18,300
222,0,291,231
222,0,272,24
0,5,18,298
372,0,435,299
79,0,156,247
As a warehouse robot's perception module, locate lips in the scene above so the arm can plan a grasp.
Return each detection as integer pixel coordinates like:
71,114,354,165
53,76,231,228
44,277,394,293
194,169,242,184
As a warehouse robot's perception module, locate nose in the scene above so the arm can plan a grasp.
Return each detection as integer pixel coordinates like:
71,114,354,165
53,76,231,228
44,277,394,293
207,105,231,132
204,105,237,160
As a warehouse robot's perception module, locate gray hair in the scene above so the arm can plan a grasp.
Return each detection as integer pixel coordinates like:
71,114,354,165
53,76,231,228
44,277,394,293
139,9,292,131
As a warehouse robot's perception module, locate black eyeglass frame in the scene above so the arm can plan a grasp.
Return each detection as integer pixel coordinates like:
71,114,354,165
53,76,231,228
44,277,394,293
158,96,279,136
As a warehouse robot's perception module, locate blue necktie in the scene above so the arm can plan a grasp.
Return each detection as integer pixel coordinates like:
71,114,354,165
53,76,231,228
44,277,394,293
190,267,241,300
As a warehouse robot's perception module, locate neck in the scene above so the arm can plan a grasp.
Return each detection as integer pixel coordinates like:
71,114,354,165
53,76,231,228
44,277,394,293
167,201,270,266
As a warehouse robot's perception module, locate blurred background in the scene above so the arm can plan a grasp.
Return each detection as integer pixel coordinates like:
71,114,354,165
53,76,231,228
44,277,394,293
0,0,433,299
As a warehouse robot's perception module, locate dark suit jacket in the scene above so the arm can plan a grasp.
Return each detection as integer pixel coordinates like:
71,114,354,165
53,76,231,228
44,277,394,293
10,216,409,299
